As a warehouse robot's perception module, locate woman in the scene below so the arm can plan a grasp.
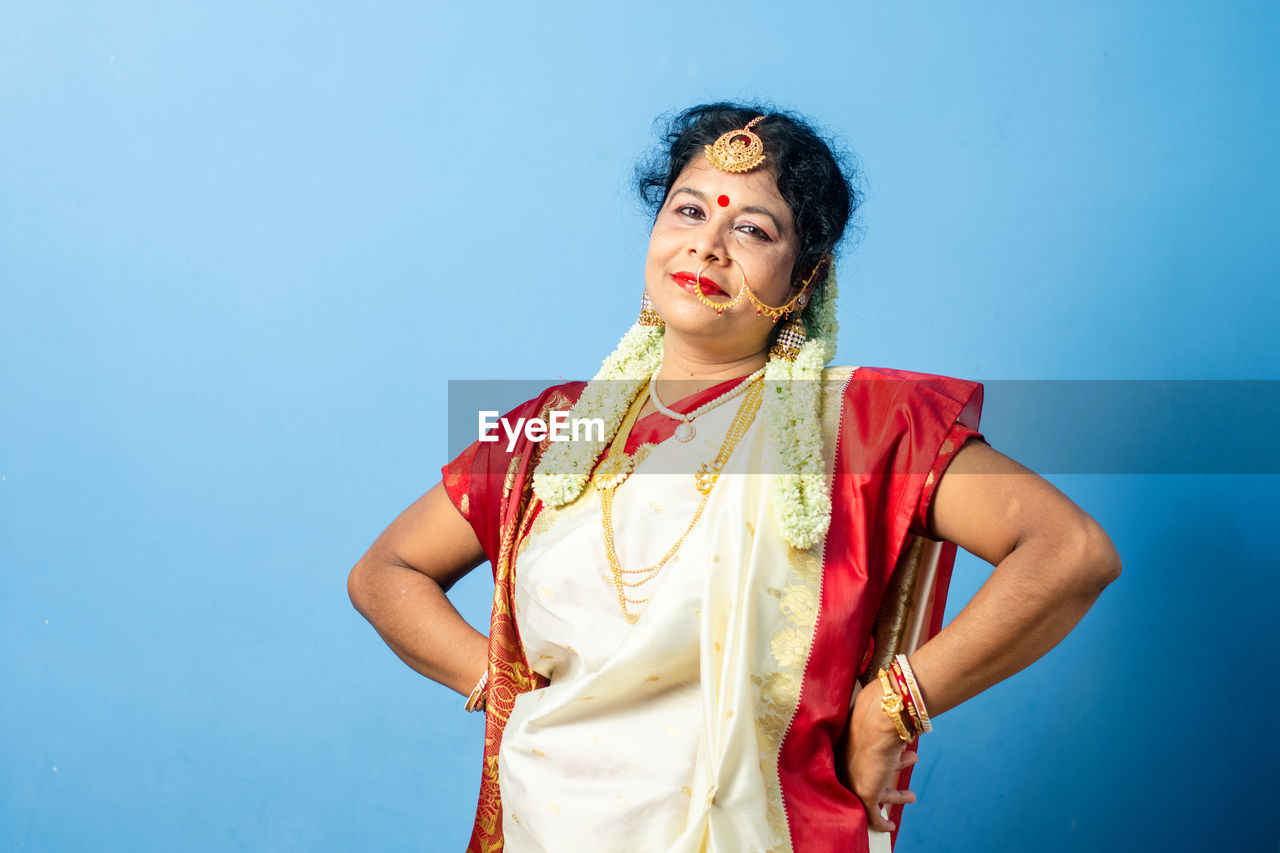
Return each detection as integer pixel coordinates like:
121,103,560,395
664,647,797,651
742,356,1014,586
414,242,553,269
348,103,1121,852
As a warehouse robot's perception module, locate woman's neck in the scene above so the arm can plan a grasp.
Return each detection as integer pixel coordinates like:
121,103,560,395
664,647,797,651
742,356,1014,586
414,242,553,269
655,341,767,384
637,341,767,420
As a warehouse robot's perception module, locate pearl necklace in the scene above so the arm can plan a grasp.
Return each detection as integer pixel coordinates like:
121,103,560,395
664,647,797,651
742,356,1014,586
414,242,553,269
648,364,768,443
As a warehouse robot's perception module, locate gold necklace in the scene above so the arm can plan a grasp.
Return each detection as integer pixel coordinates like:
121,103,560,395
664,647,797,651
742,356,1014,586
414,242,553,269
593,376,763,624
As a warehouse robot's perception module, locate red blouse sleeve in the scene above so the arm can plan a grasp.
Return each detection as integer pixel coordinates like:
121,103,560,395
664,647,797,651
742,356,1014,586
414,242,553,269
906,376,987,539
440,382,586,567
836,367,986,542
441,437,501,565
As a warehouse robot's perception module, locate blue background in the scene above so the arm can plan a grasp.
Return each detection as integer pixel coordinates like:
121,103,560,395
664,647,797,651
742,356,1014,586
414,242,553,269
2,1,1277,850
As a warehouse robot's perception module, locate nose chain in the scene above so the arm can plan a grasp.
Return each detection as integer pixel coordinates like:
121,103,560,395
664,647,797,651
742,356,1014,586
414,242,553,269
690,253,828,320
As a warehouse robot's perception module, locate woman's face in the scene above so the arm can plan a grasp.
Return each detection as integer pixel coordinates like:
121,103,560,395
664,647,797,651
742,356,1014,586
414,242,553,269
644,154,802,358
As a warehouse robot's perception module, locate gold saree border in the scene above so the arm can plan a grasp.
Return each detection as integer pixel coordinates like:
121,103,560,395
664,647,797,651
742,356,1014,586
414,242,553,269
753,367,855,852
467,390,573,853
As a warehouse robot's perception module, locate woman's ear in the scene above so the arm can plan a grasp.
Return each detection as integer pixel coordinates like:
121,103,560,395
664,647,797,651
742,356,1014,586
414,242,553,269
792,253,832,301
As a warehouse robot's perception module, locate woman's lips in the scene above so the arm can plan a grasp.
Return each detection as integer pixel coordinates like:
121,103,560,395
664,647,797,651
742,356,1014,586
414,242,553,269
671,271,727,298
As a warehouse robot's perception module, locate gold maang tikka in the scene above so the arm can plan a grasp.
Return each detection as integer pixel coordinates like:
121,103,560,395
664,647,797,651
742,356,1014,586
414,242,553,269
705,116,767,173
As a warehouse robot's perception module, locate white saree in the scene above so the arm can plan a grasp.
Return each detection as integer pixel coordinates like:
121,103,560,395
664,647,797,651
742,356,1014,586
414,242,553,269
496,369,891,853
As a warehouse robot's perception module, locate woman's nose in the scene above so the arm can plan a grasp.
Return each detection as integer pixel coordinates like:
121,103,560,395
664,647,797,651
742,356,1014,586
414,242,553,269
688,226,728,261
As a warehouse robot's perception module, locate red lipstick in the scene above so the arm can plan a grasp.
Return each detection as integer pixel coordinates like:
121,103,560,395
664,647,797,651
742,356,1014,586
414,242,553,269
672,271,727,298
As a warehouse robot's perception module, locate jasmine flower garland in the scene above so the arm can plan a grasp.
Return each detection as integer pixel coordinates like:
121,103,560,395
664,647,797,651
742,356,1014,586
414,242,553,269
533,323,663,507
533,270,842,551
761,267,839,550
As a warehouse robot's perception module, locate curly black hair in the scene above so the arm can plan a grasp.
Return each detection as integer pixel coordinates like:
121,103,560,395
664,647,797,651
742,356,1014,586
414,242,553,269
635,102,862,289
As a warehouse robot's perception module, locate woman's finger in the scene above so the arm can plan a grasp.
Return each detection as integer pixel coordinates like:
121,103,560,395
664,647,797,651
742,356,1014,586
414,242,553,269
853,754,916,832
863,801,896,833
878,787,916,806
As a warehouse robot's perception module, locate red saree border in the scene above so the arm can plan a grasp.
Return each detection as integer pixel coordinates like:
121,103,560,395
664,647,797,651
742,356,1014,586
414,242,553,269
778,368,984,853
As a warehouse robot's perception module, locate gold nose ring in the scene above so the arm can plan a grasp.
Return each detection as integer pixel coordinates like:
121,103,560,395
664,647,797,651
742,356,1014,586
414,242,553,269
692,255,748,315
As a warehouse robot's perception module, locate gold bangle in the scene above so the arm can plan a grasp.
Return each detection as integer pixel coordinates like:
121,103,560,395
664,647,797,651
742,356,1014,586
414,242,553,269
464,670,489,713
877,669,915,742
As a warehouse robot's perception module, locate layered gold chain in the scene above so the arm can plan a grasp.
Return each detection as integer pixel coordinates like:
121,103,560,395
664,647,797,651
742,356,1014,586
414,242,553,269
594,376,764,624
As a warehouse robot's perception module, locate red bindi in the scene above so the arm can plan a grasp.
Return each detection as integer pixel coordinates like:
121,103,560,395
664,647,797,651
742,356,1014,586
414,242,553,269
717,194,730,207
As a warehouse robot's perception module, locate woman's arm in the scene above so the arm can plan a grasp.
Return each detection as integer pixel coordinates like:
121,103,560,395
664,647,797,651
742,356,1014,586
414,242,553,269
912,439,1122,713
844,440,1121,831
347,482,490,697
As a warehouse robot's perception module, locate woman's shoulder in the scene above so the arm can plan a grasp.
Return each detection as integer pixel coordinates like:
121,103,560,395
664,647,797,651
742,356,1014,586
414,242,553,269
496,380,590,423
827,364,981,396
827,364,977,385
532,380,590,412
825,365,984,427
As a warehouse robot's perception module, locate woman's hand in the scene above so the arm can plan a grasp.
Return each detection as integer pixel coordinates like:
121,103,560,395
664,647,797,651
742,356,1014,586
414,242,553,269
841,679,918,833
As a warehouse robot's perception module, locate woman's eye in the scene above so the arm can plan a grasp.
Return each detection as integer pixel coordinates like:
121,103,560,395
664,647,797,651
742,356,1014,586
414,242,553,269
677,205,704,219
738,223,772,241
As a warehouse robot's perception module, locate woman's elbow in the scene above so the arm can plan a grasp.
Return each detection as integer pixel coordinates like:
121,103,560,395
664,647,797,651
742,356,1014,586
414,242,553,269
347,559,378,616
1069,516,1122,593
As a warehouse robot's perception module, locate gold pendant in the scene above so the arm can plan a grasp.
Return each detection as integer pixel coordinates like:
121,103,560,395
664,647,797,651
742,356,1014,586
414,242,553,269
694,461,719,496
592,453,635,491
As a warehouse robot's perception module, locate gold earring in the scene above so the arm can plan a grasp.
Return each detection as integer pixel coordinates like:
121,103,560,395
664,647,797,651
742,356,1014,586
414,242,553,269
770,315,807,361
693,255,747,315
639,292,665,326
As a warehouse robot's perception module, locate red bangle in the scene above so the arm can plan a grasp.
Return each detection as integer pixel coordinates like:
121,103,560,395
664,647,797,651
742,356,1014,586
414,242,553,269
894,653,933,734
890,660,923,738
